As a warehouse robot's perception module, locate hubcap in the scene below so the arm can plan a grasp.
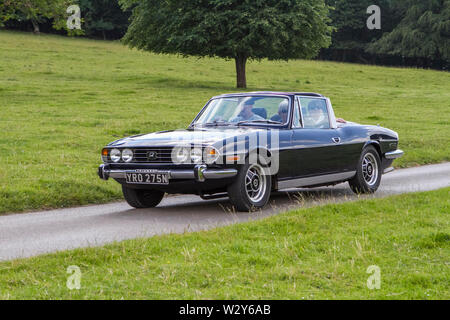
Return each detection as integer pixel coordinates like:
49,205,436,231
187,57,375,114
362,153,378,186
245,164,267,203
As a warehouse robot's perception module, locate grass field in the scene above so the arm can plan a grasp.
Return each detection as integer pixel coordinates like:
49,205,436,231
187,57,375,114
0,188,448,299
0,30,449,214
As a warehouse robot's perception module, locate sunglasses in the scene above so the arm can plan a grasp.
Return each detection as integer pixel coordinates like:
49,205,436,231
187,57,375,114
280,109,288,113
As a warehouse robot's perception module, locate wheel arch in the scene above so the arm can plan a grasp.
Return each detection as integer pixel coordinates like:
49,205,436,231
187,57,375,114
363,140,382,158
246,147,277,190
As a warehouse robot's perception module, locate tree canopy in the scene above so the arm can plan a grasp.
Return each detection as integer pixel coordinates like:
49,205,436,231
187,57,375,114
368,0,450,62
325,0,395,50
0,0,73,34
1,0,447,70
120,0,333,88
79,0,130,40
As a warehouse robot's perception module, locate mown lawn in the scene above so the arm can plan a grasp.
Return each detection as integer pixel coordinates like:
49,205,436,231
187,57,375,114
0,31,449,214
0,188,448,300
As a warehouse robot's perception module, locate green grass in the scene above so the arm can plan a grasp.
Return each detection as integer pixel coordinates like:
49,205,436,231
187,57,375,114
0,188,448,300
0,30,449,214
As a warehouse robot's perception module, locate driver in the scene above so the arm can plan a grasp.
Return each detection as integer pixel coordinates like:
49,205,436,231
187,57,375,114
230,100,264,122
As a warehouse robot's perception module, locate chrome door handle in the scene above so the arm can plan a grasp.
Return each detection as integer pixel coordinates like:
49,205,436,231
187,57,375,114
332,137,341,144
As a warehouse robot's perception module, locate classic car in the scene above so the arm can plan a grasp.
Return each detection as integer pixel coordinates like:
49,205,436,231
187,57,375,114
98,92,403,211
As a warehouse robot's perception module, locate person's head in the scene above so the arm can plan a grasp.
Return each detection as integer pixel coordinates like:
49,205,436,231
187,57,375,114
308,100,324,122
241,100,255,118
278,100,289,123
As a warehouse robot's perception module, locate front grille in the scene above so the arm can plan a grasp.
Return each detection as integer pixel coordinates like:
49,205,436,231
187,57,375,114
132,147,174,163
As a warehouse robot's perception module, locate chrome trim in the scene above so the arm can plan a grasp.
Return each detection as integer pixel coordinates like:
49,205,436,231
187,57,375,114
385,149,404,160
294,97,304,128
98,164,108,180
277,171,356,190
195,165,207,182
170,171,195,179
100,166,237,182
326,97,338,129
383,167,395,174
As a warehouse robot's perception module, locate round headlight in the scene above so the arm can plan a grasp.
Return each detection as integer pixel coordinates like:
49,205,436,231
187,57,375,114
204,147,220,164
122,149,133,163
110,149,121,163
172,147,190,164
190,148,203,164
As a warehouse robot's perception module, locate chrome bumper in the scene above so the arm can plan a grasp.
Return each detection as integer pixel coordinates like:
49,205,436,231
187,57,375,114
98,164,237,182
385,149,404,160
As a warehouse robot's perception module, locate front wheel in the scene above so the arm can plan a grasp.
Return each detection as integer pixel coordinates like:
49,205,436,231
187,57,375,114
122,186,165,208
349,145,382,194
227,163,272,212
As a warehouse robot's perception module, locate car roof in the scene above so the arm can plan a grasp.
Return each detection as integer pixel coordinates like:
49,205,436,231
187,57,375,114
213,91,324,99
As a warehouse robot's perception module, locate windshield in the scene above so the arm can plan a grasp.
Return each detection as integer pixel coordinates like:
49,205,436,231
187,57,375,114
193,96,290,126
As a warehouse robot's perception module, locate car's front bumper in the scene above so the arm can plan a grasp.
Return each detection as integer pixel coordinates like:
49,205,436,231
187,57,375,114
98,164,238,183
385,149,404,160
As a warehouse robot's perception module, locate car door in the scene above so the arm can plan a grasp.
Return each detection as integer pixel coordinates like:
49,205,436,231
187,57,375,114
289,96,344,178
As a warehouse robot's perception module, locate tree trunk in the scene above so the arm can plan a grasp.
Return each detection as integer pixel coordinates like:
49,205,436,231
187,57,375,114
235,55,247,89
31,20,40,35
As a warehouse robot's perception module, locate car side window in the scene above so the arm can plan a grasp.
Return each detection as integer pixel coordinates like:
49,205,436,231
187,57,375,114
292,99,302,128
299,98,330,129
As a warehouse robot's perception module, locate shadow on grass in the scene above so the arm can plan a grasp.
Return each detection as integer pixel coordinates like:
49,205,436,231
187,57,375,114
134,75,299,93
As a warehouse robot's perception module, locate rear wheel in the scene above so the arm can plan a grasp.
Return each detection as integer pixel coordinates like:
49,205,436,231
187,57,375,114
227,162,272,212
122,186,165,208
349,145,381,194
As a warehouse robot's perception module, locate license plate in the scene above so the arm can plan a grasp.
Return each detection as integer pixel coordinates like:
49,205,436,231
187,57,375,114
125,170,169,185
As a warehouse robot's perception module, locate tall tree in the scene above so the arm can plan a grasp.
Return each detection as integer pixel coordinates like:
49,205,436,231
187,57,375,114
367,0,450,62
79,0,130,40
324,0,396,60
0,0,72,34
120,0,332,88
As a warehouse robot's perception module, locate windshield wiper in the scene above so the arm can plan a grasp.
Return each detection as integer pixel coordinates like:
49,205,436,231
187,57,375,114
195,120,232,127
237,120,283,125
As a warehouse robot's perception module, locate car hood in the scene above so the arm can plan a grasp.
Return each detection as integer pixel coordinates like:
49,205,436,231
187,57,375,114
107,127,268,148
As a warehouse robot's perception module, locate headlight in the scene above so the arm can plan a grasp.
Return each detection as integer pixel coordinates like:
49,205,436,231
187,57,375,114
110,149,121,163
204,146,219,164
172,147,190,164
190,148,203,164
122,149,133,163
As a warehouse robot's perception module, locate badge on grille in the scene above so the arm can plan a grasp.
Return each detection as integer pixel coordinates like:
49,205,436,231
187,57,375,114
147,151,158,160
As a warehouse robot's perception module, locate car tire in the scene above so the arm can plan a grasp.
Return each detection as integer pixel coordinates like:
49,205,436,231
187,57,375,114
122,186,165,208
349,145,382,194
227,162,272,212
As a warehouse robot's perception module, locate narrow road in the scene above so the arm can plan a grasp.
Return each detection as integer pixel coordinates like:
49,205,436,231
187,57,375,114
0,163,449,261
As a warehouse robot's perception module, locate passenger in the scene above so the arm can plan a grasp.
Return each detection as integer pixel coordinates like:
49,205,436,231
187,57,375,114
271,100,289,123
308,100,328,127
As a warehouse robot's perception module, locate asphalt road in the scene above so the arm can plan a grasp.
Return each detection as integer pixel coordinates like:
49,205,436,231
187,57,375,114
0,163,449,261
